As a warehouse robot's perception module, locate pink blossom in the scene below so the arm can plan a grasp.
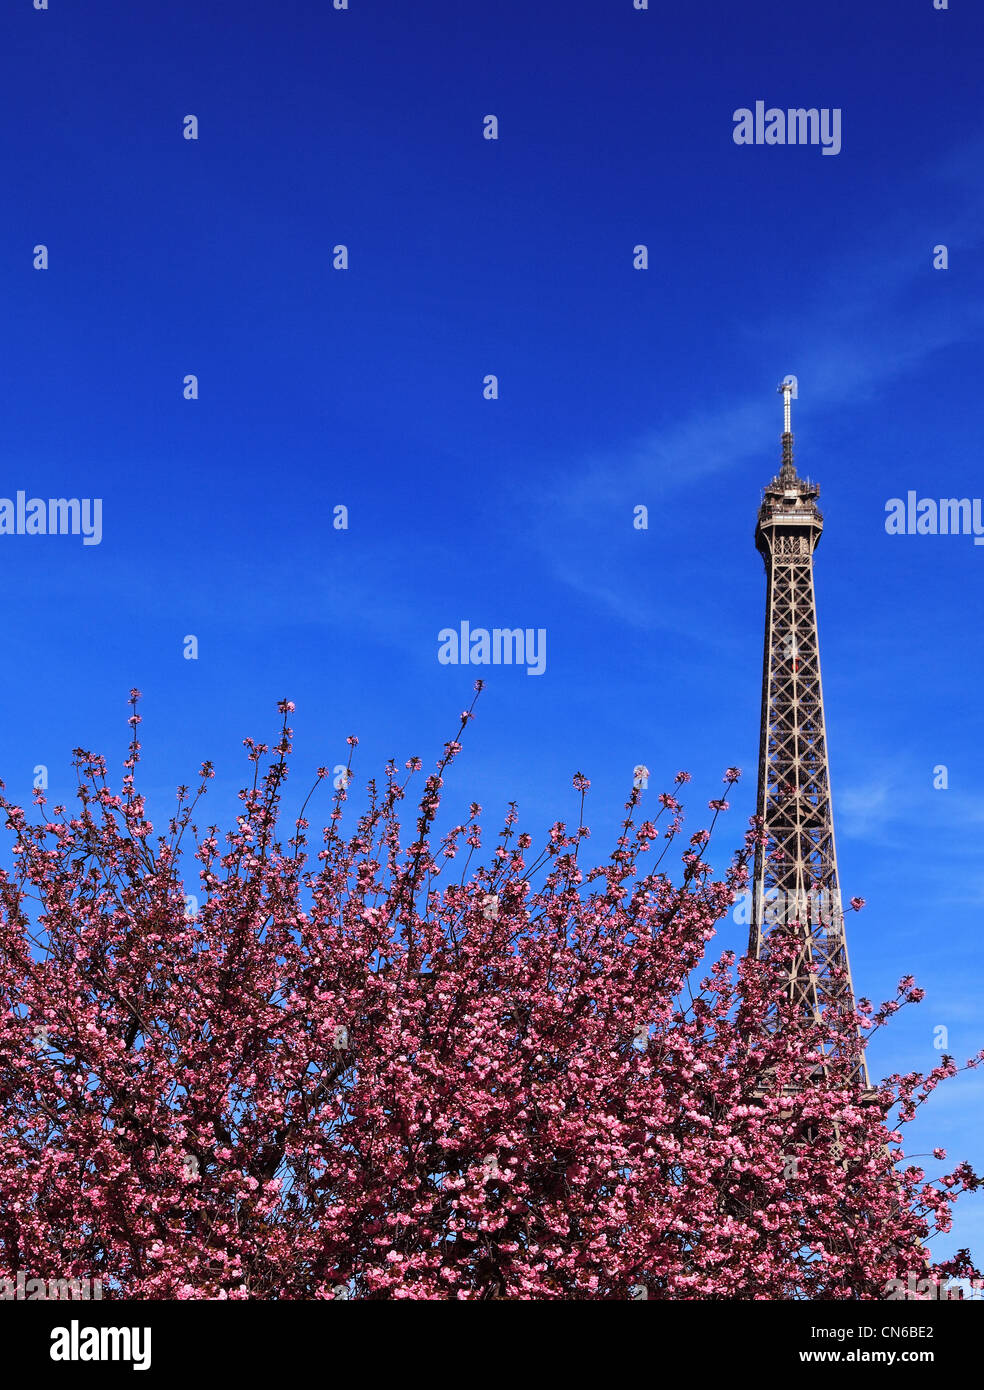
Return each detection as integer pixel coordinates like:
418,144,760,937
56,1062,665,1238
0,697,975,1301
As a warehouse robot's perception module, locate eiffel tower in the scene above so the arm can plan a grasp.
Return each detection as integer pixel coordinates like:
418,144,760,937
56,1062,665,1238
748,381,868,1086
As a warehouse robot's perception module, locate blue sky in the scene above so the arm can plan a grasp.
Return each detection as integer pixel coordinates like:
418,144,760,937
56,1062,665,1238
2,0,983,1260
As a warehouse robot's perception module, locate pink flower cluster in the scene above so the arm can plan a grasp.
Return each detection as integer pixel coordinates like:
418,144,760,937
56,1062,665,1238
0,699,978,1300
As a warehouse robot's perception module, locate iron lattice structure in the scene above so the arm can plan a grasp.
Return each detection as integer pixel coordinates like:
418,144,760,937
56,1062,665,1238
749,393,868,1086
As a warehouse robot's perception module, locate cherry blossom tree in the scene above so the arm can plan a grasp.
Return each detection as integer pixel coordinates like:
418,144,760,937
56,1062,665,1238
0,689,979,1299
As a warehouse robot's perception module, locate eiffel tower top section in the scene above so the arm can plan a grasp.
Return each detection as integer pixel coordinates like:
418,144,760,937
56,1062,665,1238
756,382,823,556
748,379,868,1086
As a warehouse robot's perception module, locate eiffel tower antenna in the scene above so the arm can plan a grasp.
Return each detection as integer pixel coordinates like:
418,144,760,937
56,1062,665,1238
749,380,868,1087
781,377,793,434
